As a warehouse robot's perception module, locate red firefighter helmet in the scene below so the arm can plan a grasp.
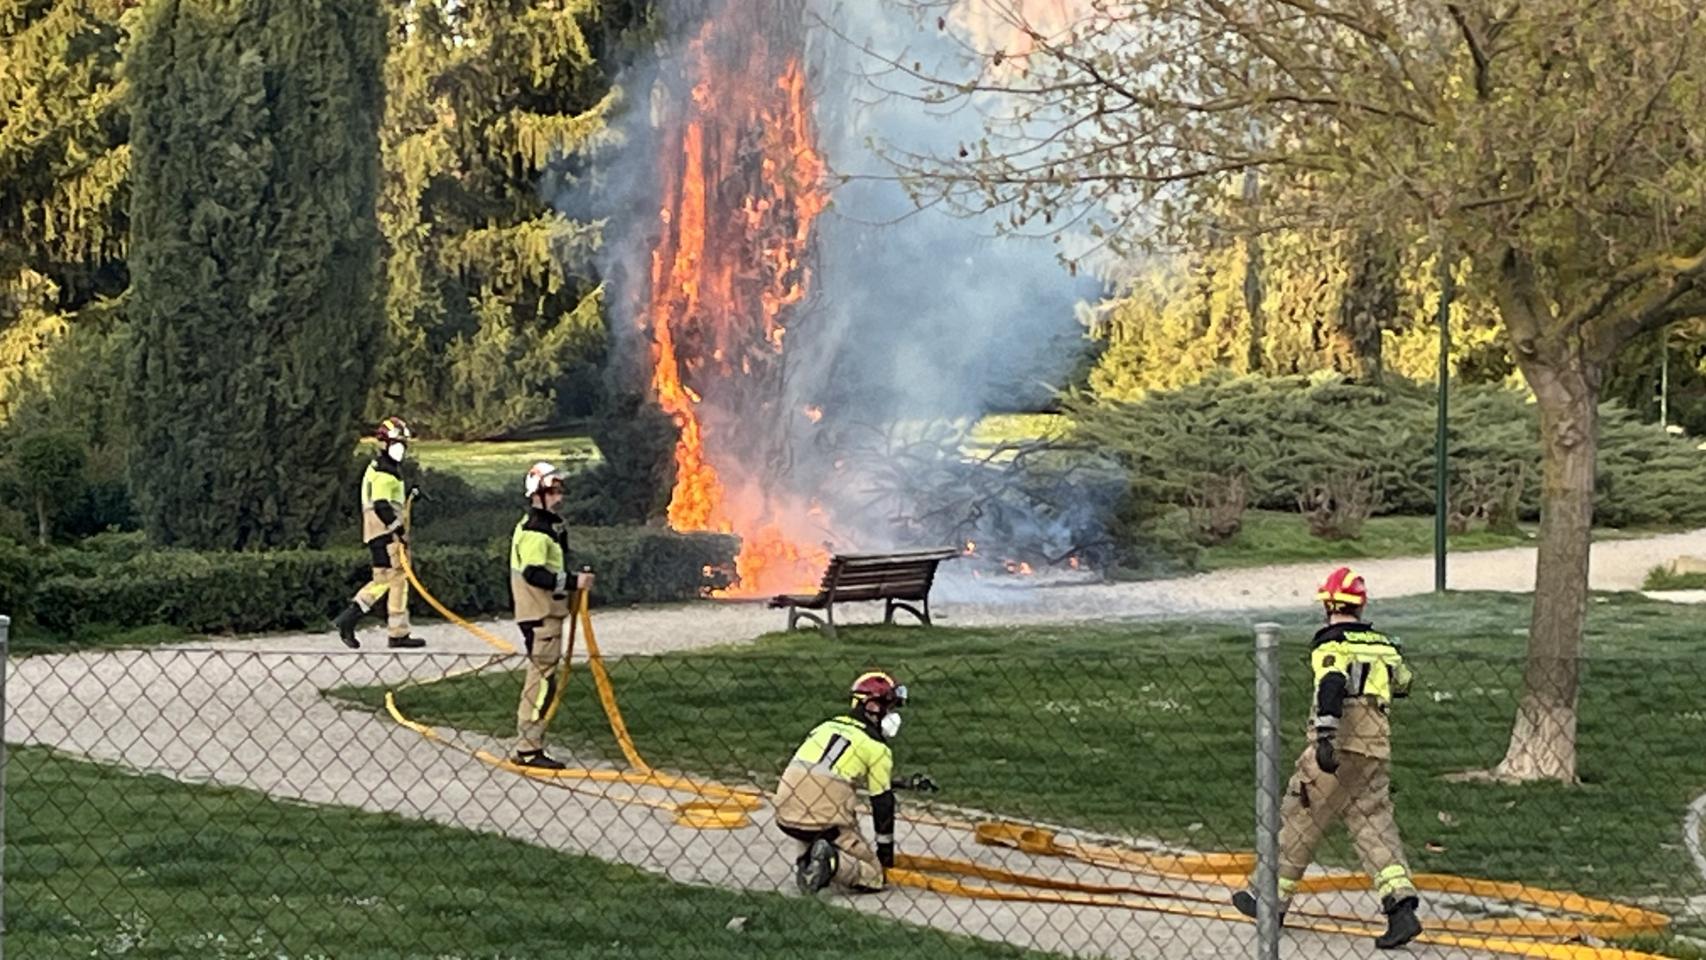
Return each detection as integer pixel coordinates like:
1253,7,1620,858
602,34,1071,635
850,671,907,717
375,416,413,443
1317,566,1369,613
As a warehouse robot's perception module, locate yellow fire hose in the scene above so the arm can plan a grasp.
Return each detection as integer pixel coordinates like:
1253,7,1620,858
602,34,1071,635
380,530,1673,959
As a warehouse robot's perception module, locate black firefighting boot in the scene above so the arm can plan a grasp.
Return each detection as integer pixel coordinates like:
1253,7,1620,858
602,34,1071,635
332,603,363,649
512,750,566,771
796,838,836,895
1375,893,1422,949
387,635,426,649
1230,889,1286,924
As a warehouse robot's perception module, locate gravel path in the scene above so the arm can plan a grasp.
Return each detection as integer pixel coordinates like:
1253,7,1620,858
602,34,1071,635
184,524,1706,660
14,530,1705,958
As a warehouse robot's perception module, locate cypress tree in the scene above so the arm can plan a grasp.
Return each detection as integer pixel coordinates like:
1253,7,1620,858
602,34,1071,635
127,0,384,548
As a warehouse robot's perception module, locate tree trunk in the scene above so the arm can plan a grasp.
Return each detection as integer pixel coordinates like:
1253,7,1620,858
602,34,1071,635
1243,235,1265,373
1496,360,1597,783
35,492,50,547
1332,231,1397,382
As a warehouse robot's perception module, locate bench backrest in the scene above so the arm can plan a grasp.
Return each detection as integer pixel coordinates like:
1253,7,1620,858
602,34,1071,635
819,548,959,601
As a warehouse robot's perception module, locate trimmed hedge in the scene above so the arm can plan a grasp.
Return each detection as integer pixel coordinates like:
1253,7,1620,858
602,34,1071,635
27,528,738,636
1068,375,1706,531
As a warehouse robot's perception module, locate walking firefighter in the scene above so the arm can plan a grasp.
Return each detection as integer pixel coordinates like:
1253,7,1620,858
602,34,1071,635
775,671,908,894
509,461,574,770
1232,566,1423,949
332,417,424,649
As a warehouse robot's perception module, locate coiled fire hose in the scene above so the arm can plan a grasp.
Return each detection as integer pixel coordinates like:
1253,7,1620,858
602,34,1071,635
380,526,1673,960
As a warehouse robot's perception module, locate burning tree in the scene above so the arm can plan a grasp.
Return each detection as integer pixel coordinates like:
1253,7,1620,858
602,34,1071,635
642,0,835,595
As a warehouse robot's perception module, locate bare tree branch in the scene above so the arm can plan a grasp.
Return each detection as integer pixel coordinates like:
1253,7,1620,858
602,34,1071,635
1445,3,1492,99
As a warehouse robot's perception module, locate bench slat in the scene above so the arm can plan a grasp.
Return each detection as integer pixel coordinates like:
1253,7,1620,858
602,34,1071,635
830,568,936,586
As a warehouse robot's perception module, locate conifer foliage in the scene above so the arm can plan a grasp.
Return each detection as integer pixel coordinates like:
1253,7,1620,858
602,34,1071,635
0,0,131,426
374,0,629,437
126,0,385,549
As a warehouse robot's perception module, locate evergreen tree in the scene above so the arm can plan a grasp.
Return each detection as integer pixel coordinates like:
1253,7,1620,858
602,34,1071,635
0,0,130,429
374,0,637,438
1089,230,1513,401
127,0,384,549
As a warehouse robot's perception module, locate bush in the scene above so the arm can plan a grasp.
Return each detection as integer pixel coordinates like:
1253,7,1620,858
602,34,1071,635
573,390,677,525
1644,566,1706,591
1187,473,1248,544
403,467,514,546
1298,467,1381,540
28,528,738,638
0,540,40,621
2,429,88,545
1066,374,1706,534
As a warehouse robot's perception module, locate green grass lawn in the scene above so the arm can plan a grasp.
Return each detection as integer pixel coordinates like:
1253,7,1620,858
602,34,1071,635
335,591,1706,913
6,746,1047,959
966,413,1068,449
415,434,602,492
10,622,191,658
1195,510,1537,570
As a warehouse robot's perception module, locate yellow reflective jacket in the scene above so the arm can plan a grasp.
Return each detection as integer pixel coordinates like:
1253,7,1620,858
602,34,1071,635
1309,621,1413,760
360,459,406,545
775,715,897,844
510,507,569,623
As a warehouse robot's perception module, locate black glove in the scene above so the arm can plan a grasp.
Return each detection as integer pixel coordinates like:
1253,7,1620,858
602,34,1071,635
895,773,939,793
408,484,431,503
1315,734,1340,775
877,842,895,869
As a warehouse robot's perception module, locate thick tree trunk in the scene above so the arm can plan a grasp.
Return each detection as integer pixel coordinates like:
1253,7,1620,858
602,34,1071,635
1496,360,1597,783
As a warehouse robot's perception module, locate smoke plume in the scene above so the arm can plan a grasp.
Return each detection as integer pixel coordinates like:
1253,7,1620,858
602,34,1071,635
571,0,1115,594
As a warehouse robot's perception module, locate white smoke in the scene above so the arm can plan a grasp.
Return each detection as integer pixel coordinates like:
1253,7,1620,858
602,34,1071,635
795,0,1102,420
568,0,1119,581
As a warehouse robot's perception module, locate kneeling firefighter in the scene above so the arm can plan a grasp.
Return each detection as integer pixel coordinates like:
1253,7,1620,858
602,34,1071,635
1233,566,1422,950
774,671,907,894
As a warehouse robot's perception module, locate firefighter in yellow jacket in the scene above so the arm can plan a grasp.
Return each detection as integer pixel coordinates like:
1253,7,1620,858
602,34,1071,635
333,417,424,649
775,671,907,894
1233,566,1421,949
509,461,572,770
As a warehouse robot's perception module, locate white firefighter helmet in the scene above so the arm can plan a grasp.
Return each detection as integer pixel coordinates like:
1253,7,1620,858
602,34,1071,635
523,461,564,499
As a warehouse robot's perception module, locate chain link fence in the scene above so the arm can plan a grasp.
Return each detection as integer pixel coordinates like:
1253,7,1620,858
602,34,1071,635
4,613,1703,959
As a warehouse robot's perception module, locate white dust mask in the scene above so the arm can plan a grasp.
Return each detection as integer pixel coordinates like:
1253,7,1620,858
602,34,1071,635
881,713,902,739
387,442,406,462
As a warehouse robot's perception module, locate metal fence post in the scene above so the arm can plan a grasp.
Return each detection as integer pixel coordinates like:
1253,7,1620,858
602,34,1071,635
2,613,10,960
1254,622,1282,960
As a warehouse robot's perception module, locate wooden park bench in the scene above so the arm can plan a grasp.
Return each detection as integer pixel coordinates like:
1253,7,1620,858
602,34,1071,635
769,548,960,638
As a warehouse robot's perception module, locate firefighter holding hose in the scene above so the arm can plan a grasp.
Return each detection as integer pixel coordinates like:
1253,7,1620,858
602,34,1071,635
509,461,573,770
1232,566,1422,949
775,671,912,894
332,417,424,649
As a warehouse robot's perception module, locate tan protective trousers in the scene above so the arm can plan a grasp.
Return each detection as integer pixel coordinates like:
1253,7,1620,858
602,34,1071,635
514,617,565,754
774,766,886,890
1275,744,1416,903
352,541,410,639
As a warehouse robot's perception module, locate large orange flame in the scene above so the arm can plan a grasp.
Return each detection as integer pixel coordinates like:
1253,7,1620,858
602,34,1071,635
648,5,833,596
